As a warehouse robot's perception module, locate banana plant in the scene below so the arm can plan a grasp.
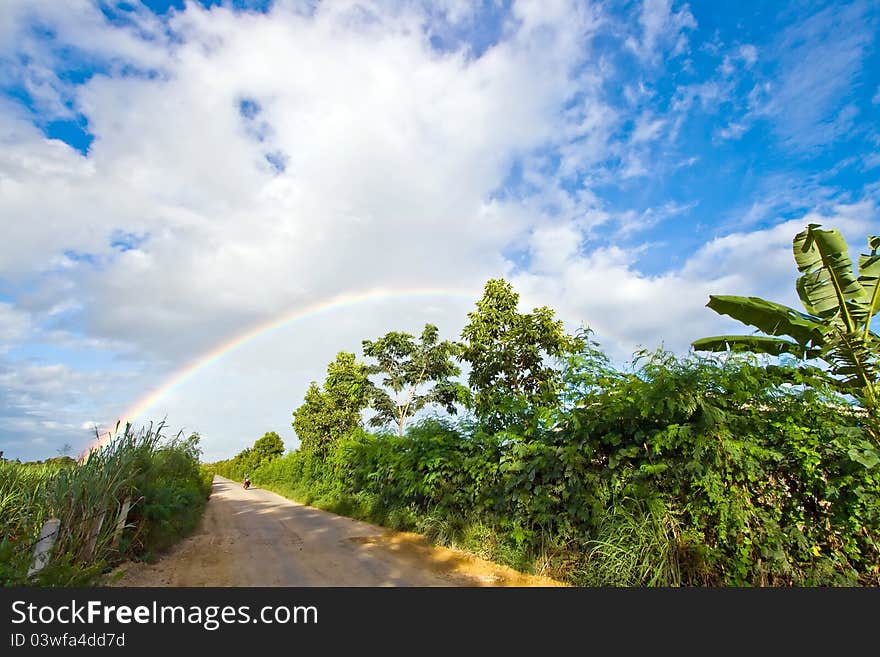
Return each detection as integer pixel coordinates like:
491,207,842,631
692,224,880,414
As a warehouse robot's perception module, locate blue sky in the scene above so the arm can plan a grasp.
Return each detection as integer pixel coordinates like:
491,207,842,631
1,0,878,460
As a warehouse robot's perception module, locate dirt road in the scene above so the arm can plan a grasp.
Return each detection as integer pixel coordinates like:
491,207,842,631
113,476,562,587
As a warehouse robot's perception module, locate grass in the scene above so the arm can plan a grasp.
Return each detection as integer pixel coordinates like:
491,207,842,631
574,497,684,587
0,422,211,586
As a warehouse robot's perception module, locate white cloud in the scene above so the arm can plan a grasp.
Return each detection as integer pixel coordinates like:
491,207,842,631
0,0,168,119
529,223,582,273
716,121,748,141
738,44,758,67
0,352,143,459
0,1,619,458
625,0,696,63
0,1,604,361
671,80,726,113
753,3,873,151
630,112,666,144
510,202,877,360
0,303,31,351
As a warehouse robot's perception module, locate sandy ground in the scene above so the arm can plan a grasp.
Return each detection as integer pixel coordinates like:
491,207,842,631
110,476,564,587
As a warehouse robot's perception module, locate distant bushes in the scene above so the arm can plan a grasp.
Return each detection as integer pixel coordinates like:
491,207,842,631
0,423,212,586
214,349,880,586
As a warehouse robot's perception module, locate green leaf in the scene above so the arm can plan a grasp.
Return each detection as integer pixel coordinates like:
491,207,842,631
855,247,880,330
692,335,817,358
793,224,865,331
847,447,880,469
704,295,827,347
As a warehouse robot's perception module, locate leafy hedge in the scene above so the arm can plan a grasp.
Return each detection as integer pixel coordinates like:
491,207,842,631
214,350,879,586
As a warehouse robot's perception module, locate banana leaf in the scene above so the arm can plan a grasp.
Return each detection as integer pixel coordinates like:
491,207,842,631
854,244,880,328
793,224,865,330
692,335,818,358
705,295,827,347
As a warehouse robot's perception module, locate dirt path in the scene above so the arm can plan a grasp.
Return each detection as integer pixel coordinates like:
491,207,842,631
111,476,563,587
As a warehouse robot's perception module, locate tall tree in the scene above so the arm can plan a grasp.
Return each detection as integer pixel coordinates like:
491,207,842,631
291,383,330,454
459,278,582,431
292,351,372,454
362,323,469,436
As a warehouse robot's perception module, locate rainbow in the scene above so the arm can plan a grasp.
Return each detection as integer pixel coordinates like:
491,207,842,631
89,286,477,452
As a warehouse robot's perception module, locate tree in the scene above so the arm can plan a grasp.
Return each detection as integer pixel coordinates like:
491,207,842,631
251,431,284,463
231,446,254,473
459,278,583,431
362,323,469,436
693,224,880,432
292,382,330,454
292,351,372,454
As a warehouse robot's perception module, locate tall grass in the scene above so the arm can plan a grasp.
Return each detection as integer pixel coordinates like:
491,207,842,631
0,422,211,586
575,497,683,587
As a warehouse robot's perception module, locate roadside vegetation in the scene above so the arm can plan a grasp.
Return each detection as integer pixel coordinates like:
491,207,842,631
0,423,212,586
212,224,880,586
9,223,873,586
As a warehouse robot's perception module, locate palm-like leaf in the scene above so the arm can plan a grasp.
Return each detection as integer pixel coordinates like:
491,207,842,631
793,224,865,331
854,236,880,334
704,295,827,347
822,330,879,405
694,224,880,423
691,335,820,359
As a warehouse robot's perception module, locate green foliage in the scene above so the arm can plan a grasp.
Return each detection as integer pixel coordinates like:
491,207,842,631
290,383,327,454
459,278,582,432
129,432,212,557
221,344,879,586
0,424,211,586
252,431,284,462
555,348,879,585
214,275,879,586
219,429,287,477
577,497,683,587
694,224,880,424
363,323,470,436
292,352,371,455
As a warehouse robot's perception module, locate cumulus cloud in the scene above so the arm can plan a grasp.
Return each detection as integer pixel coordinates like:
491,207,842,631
0,0,617,458
0,1,607,361
511,201,878,360
0,0,168,119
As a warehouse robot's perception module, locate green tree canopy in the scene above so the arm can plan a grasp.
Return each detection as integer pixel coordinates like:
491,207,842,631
252,431,284,463
362,323,469,436
292,351,372,454
459,278,582,431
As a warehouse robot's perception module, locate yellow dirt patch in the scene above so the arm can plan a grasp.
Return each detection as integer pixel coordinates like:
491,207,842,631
349,531,567,587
